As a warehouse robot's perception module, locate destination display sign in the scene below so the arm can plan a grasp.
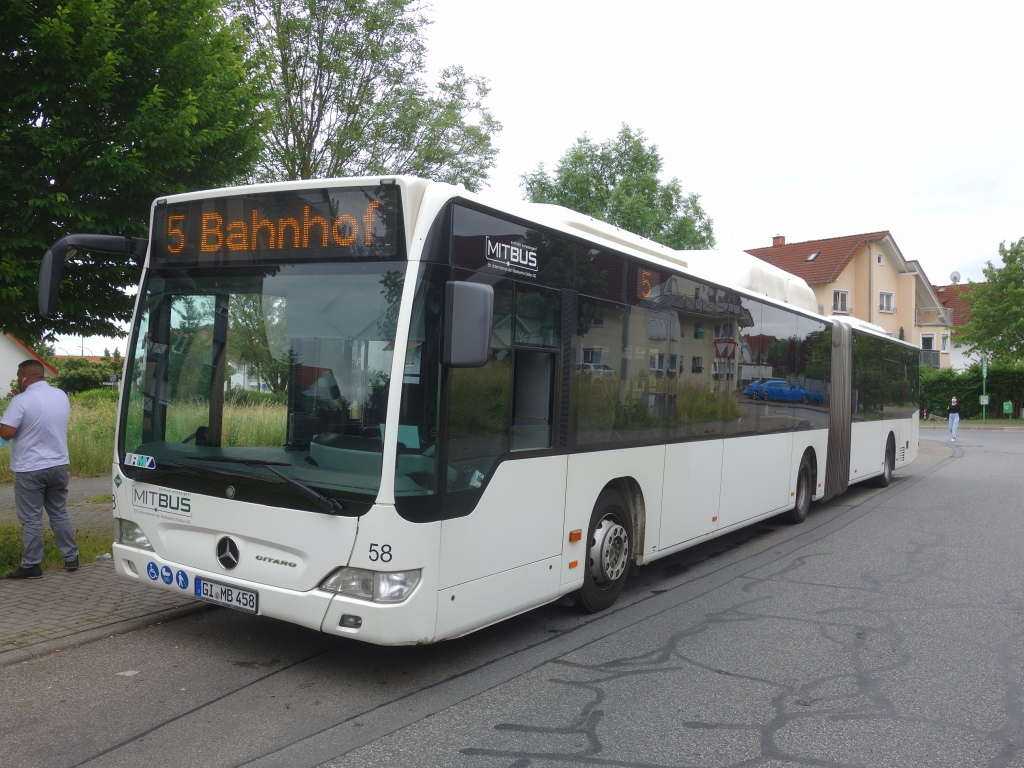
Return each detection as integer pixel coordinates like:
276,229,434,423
151,186,404,266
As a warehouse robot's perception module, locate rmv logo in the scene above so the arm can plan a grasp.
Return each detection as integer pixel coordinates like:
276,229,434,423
133,487,191,514
485,237,538,272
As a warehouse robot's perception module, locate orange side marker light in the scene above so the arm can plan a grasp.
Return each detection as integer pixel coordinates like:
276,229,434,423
569,529,582,543
569,560,579,569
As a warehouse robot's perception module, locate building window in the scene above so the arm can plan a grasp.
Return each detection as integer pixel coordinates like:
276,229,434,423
649,353,665,374
879,291,895,313
668,354,678,376
941,334,949,352
714,323,733,339
647,313,680,340
693,322,704,340
833,290,850,313
691,356,703,374
921,334,934,351
877,253,884,266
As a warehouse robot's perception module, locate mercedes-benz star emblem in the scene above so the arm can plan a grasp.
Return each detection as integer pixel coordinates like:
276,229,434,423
216,536,240,570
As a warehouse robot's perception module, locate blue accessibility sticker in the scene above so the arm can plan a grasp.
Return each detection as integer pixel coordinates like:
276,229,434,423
175,570,189,590
160,565,173,585
146,562,159,581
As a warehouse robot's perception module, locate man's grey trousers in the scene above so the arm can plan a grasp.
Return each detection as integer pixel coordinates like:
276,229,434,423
15,465,78,567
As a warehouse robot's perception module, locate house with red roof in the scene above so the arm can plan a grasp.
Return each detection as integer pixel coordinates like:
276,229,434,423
934,282,979,370
746,232,952,368
0,335,58,392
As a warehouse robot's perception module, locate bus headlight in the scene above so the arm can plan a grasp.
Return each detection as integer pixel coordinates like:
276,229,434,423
374,570,421,603
116,519,153,551
319,567,421,603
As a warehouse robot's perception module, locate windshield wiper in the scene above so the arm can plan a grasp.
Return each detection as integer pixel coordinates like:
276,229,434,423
195,457,344,515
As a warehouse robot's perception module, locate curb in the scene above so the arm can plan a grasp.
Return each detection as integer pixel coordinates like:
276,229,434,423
0,601,214,667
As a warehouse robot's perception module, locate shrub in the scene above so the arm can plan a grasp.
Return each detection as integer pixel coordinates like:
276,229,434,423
75,387,118,402
921,363,1024,419
53,358,109,394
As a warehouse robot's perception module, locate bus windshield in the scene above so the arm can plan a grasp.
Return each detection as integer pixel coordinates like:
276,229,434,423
119,261,406,504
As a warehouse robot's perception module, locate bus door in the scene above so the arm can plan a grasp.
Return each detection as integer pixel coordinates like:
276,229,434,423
438,277,566,592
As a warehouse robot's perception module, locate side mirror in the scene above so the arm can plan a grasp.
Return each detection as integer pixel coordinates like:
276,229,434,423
443,281,493,368
38,246,65,319
38,234,148,317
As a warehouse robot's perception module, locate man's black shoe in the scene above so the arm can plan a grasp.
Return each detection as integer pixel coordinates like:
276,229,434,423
5,564,43,579
65,558,79,572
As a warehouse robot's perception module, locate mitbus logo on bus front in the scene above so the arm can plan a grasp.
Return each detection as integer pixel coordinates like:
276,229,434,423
132,486,192,516
485,237,538,275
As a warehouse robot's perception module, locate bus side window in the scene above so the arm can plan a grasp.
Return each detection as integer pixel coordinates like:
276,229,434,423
511,350,555,451
447,279,514,491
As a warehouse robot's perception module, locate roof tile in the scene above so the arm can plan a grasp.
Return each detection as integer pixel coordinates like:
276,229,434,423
745,232,890,285
934,283,974,328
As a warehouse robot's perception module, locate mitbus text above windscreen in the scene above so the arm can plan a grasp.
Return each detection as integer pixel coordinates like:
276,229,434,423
150,185,405,266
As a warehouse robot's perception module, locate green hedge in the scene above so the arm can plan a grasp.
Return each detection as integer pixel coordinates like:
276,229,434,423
921,364,1024,419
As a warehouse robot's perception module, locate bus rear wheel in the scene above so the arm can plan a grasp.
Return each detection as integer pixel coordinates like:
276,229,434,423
869,437,895,487
784,454,813,524
575,489,633,613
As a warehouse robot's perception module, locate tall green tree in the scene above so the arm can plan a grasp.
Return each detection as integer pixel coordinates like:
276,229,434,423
231,0,500,188
521,125,715,250
0,0,263,342
958,236,1024,363
227,294,289,393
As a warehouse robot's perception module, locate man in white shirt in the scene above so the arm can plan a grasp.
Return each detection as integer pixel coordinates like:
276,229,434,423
2,359,77,579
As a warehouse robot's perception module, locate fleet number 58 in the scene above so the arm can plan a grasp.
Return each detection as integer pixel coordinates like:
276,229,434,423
368,543,392,562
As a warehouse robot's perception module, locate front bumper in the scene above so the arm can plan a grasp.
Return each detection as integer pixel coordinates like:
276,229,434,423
113,544,438,644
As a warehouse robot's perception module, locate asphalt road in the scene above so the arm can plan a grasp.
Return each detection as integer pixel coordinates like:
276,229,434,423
4,433,1023,768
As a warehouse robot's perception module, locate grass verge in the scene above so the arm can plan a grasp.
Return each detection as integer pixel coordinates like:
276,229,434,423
0,522,113,574
0,396,288,485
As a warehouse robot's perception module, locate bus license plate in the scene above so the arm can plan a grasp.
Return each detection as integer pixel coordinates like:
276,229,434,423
195,577,259,614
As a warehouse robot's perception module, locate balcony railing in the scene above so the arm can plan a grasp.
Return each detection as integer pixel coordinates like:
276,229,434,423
921,349,940,369
916,306,952,326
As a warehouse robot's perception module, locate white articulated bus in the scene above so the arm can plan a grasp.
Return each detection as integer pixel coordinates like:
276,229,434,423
39,177,919,644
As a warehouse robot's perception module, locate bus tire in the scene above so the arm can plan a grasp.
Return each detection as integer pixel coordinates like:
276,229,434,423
784,454,813,524
575,489,633,613
869,436,895,488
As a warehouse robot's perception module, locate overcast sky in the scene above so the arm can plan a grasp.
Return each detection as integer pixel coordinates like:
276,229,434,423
61,0,1023,356
424,0,1023,281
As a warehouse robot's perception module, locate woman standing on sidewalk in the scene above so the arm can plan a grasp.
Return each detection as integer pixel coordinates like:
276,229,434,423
947,396,962,442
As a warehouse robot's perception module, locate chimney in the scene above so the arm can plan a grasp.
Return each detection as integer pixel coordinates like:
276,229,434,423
772,234,786,247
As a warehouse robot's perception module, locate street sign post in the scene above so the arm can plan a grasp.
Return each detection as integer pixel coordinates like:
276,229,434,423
982,356,988,423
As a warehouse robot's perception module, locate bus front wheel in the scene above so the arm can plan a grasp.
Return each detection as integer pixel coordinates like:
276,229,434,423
575,489,633,613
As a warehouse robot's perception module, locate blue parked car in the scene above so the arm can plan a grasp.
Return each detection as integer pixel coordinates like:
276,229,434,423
743,380,766,399
758,379,823,404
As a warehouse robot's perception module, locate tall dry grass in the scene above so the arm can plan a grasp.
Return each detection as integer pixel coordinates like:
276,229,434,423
0,394,287,484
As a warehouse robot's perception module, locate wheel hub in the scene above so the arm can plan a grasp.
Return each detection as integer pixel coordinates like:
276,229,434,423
590,517,629,585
